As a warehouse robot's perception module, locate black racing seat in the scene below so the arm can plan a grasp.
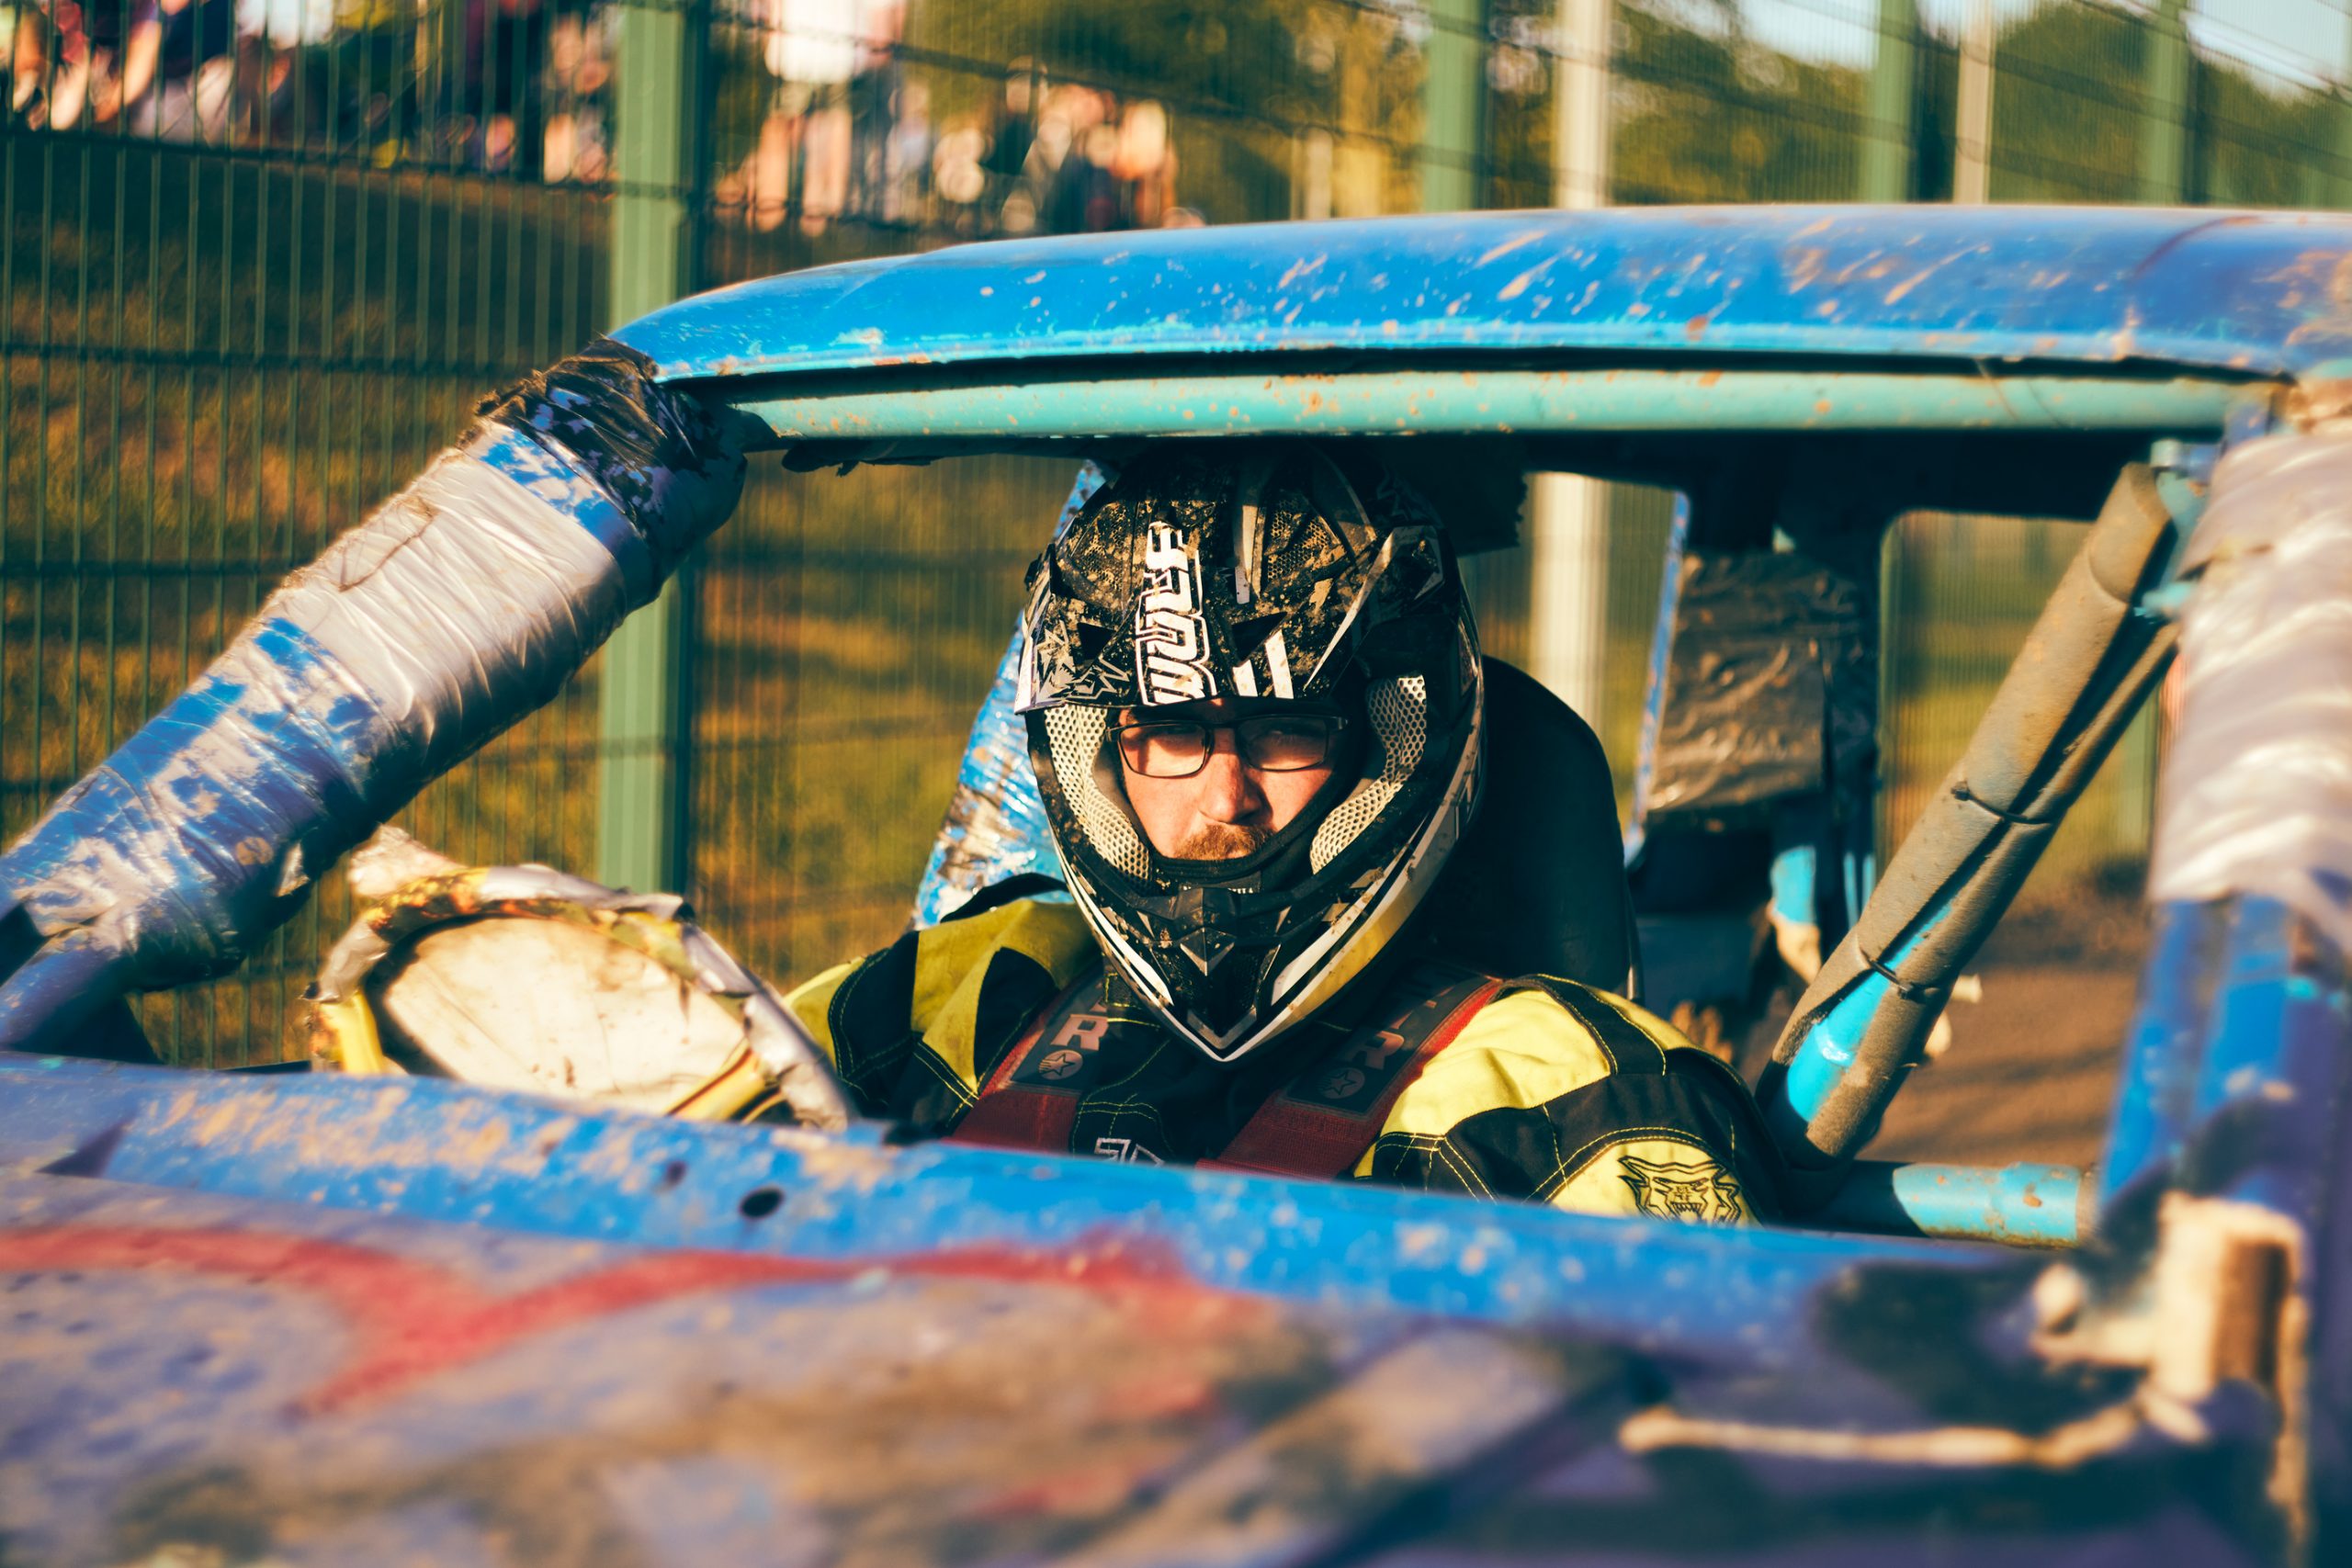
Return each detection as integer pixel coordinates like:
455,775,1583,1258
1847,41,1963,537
1418,657,1639,998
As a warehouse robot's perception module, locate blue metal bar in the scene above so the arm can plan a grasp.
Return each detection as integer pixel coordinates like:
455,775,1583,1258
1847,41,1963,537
1621,490,1690,867
0,1055,2011,1365
2187,900,2352,1226
2098,900,2222,1209
1813,1159,2087,1248
726,370,2245,447
1767,908,1946,1138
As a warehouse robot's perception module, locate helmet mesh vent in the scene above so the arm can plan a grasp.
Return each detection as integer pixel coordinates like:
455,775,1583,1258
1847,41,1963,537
1043,705,1150,878
1311,676,1427,873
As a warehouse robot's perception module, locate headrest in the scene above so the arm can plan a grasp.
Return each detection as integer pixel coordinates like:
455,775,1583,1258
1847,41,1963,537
1418,657,1636,994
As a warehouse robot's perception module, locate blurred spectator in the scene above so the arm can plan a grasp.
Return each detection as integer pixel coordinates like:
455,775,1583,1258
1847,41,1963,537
333,0,421,161
977,60,1035,221
1031,88,1176,235
841,0,897,220
1114,99,1174,229
538,0,607,182
1040,90,1117,235
727,0,897,234
929,113,987,231
460,0,553,172
122,0,236,141
877,72,927,222
8,0,128,130
7,0,63,124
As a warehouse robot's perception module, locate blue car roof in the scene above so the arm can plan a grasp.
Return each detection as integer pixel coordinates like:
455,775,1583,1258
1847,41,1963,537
619,204,2352,385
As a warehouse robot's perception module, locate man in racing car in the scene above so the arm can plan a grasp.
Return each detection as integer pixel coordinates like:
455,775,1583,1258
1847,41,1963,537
782,443,1778,1221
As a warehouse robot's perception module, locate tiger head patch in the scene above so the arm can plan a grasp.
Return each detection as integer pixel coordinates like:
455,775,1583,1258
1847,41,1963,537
1619,1155,1746,1225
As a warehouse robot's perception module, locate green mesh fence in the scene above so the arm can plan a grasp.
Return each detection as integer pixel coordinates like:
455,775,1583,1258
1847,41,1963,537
1,0,2344,1062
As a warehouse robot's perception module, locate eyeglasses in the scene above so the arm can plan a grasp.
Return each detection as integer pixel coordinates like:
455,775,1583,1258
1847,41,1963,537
1114,714,1350,779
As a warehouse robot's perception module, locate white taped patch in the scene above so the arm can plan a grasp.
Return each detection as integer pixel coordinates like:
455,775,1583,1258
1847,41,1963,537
267,448,631,776
1135,522,1217,705
2153,429,2352,955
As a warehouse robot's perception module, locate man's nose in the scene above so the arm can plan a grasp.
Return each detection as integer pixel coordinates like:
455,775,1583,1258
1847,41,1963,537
1196,732,1263,820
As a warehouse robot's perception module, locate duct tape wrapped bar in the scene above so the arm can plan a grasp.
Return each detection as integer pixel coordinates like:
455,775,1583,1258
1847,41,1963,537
2151,429,2352,951
1759,464,2181,1194
0,339,747,1052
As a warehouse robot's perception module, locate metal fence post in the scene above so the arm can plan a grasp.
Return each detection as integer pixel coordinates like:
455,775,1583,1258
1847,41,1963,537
1421,0,1487,213
2141,0,2191,203
1860,0,1916,201
2341,85,2352,210
1953,0,1994,204
598,0,704,894
1529,0,1611,728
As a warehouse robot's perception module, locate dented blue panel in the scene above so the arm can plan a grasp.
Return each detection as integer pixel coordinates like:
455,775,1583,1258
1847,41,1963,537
0,1151,2268,1568
616,207,2352,387
0,1055,1996,1351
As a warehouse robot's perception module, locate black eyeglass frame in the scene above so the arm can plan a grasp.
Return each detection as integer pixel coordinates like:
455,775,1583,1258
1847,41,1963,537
1111,714,1352,779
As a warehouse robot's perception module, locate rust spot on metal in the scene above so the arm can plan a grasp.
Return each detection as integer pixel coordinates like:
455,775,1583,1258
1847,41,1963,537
1883,254,1958,306
1474,230,1545,266
1496,266,1544,302
1274,255,1327,291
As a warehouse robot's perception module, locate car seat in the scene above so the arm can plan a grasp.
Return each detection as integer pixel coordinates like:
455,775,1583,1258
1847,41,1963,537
1417,656,1639,997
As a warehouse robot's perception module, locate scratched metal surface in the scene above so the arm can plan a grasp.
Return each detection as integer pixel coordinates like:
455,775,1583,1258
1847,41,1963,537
615,207,2352,387
0,1168,1583,1567
0,1056,1999,1355
0,1064,2271,1566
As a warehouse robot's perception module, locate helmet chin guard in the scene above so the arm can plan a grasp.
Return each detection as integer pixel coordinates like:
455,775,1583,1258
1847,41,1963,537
1017,443,1486,1065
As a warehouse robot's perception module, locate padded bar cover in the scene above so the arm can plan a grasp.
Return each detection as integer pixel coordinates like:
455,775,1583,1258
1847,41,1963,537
1759,464,2178,1192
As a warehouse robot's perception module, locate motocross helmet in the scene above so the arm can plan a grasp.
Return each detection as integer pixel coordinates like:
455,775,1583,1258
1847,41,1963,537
1015,443,1484,1064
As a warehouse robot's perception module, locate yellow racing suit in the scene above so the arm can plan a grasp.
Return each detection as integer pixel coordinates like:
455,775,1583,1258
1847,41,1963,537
786,897,1776,1223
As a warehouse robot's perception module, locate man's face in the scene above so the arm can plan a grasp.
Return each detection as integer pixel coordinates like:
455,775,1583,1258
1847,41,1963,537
1115,697,1341,861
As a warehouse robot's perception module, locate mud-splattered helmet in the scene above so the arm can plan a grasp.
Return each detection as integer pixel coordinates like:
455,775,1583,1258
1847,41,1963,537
1015,444,1484,1064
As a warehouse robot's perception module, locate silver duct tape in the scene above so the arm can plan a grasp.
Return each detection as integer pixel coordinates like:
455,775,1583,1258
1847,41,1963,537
4,442,651,1004
267,440,632,785
2152,429,2352,950
5,620,380,977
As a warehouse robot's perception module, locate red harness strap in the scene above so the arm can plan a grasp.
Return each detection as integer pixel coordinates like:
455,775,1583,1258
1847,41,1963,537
1202,963,1503,1179
951,960,1504,1180
947,973,1129,1152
